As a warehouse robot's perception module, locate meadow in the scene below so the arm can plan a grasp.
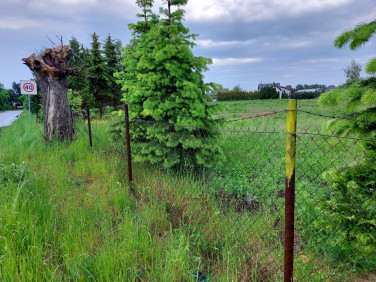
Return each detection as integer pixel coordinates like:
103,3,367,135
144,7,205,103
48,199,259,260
0,99,373,281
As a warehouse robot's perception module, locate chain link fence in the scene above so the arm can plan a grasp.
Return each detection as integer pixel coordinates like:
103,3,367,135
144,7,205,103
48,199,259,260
77,101,375,281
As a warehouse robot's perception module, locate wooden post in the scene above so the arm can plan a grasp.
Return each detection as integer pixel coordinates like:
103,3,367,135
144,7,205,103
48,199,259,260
124,104,133,183
86,105,92,148
28,95,31,121
284,99,297,281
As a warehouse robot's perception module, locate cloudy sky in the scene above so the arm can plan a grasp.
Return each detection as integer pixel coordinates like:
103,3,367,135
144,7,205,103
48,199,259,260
0,0,375,90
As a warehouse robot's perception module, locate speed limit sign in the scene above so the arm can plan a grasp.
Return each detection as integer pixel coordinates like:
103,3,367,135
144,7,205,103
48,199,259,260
21,80,37,95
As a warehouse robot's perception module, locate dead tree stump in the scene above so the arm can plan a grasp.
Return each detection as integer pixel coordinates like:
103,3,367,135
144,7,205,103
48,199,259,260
23,45,78,141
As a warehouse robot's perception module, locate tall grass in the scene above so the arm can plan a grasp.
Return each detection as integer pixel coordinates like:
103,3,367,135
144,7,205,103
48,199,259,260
0,104,372,281
0,113,283,280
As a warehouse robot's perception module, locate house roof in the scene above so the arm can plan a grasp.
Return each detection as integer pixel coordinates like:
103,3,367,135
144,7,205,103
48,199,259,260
258,83,280,90
325,85,335,91
295,88,322,93
280,86,294,93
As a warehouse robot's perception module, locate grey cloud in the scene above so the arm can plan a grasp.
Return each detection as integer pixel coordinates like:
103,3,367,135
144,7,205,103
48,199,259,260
0,0,375,91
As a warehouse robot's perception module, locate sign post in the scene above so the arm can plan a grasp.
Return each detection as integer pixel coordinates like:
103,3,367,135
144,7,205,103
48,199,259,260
20,80,37,121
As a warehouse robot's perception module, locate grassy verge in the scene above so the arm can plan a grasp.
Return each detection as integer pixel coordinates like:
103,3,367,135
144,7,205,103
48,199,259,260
0,113,283,280
0,103,373,281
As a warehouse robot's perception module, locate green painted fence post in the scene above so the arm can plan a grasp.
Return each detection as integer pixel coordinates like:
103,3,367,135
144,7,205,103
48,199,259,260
284,99,297,281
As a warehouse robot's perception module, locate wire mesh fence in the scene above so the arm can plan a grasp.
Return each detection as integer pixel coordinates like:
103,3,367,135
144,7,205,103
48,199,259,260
76,101,375,281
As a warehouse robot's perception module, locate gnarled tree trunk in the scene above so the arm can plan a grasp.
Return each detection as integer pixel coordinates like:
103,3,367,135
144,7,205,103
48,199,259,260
23,45,77,141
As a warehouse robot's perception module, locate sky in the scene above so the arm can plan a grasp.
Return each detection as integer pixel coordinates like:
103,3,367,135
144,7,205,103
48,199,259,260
0,0,375,91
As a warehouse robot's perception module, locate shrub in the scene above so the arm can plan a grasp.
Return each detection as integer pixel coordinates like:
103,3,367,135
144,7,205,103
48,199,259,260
289,91,320,100
318,78,376,262
217,90,260,101
317,156,376,257
259,86,278,99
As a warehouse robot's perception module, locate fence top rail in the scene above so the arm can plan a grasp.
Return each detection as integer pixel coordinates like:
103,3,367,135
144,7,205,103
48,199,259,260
296,131,376,143
130,118,376,142
296,109,376,124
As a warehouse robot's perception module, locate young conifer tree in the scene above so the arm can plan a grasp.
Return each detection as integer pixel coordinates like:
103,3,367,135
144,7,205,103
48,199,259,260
68,37,91,109
103,35,123,110
116,0,220,168
87,33,112,118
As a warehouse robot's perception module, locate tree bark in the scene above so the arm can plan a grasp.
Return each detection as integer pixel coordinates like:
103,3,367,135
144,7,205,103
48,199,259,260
23,46,77,141
99,100,106,119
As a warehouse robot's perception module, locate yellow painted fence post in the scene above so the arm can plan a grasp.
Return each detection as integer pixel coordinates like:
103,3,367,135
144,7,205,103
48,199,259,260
284,99,297,282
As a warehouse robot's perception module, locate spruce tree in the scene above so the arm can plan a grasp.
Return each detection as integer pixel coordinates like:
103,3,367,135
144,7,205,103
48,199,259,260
68,37,91,109
87,33,111,118
319,21,376,252
115,0,220,168
103,35,123,110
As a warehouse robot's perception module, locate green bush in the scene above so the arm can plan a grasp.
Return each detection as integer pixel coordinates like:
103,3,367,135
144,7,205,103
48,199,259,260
318,78,376,265
0,89,13,111
289,91,320,100
217,90,260,101
317,156,376,258
259,86,278,99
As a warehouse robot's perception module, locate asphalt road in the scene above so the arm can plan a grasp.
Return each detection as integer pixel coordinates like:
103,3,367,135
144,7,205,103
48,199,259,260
0,110,24,127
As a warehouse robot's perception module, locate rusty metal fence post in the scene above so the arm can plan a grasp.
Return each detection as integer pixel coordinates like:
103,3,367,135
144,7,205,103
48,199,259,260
284,99,297,281
86,105,93,148
124,103,133,183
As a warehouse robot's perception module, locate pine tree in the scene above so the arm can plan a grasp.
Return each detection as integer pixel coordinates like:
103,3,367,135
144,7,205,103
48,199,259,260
103,34,123,110
68,37,91,109
335,20,376,75
318,23,376,253
115,0,220,168
87,33,111,118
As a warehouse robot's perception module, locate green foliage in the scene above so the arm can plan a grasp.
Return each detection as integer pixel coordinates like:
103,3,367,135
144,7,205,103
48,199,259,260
335,21,376,50
103,35,123,110
335,20,376,75
259,86,278,99
289,91,320,100
320,78,376,114
68,35,123,113
294,84,325,91
217,90,260,101
68,37,91,109
365,58,376,74
114,0,221,168
0,89,12,111
67,89,83,112
317,156,376,258
319,78,376,258
86,33,112,117
0,81,23,111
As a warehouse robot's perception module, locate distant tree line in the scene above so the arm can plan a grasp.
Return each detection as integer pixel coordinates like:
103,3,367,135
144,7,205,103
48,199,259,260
285,84,326,92
217,84,322,101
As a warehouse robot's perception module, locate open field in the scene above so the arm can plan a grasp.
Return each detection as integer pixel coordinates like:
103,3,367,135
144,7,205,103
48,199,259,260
0,100,374,281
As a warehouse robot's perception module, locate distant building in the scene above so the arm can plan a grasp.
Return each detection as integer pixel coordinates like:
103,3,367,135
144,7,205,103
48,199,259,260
258,82,280,91
295,88,323,94
275,85,294,99
324,85,336,92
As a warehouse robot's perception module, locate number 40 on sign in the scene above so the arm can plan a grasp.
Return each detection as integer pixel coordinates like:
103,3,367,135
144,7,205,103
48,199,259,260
20,80,38,121
21,80,37,95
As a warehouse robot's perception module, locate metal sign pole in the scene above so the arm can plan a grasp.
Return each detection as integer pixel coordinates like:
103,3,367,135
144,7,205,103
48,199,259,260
28,95,31,121
21,80,37,121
